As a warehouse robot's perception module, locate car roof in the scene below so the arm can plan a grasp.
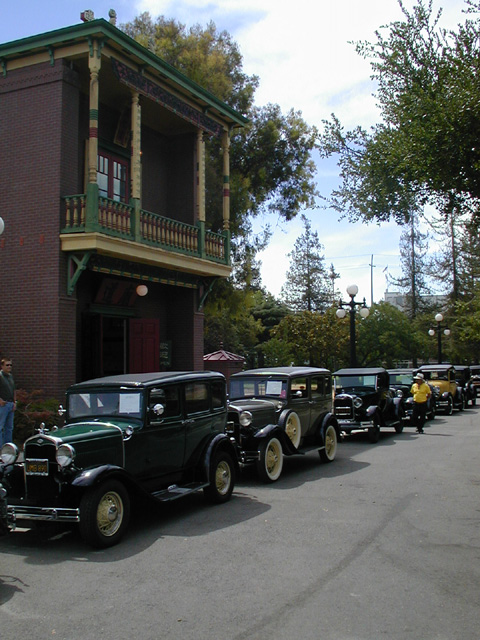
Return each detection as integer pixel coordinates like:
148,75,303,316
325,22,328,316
231,366,330,378
417,364,454,371
68,370,225,390
387,369,415,374
334,367,387,375
452,365,470,371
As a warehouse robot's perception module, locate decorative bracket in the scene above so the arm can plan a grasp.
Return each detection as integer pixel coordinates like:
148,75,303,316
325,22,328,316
67,251,92,295
198,278,217,311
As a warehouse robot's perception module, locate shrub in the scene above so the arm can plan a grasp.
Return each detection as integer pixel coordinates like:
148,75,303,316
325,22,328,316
14,389,61,445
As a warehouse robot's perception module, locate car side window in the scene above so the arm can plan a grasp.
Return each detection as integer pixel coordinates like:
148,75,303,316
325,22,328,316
185,382,209,415
311,376,324,398
211,380,226,410
150,385,181,421
291,377,308,399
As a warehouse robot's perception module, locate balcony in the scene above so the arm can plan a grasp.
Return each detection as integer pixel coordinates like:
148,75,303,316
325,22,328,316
60,195,231,279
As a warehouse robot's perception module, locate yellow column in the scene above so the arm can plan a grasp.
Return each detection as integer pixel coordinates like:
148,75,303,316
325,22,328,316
222,130,230,231
86,41,101,230
196,129,206,223
131,92,141,200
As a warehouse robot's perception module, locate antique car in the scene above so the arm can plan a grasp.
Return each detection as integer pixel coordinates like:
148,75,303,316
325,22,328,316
227,367,339,482
388,368,437,422
417,364,464,414
0,371,237,548
453,365,476,407
333,367,405,443
469,365,480,397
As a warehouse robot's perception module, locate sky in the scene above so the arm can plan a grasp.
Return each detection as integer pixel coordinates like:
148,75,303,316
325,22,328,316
1,0,470,303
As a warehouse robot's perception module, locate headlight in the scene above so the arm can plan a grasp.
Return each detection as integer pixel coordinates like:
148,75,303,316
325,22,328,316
396,389,404,398
239,411,253,427
433,387,440,396
56,444,76,468
353,397,363,409
0,442,19,465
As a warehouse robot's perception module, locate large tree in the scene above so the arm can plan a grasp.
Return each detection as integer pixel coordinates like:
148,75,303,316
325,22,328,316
318,0,480,225
122,14,318,238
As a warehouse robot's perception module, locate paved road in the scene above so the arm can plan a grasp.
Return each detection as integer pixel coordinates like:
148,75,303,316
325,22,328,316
1,410,479,640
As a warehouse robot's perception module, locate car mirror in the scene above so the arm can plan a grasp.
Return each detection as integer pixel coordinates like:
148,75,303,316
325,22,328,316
151,403,165,416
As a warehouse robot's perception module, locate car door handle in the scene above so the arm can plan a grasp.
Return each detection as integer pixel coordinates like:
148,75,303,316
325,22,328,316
182,419,195,426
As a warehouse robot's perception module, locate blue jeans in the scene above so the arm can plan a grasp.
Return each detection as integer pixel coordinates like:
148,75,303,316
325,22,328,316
0,402,14,446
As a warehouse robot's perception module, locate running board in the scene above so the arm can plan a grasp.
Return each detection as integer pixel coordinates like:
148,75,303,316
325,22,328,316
151,482,209,502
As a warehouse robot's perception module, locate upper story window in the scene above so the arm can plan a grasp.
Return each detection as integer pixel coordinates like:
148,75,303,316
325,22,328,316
97,151,128,202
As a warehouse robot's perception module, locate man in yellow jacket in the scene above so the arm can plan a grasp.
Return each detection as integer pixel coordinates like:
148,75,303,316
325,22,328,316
410,372,431,434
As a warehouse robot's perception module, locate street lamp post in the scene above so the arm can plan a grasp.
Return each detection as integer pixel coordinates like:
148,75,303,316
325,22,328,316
336,284,370,367
428,313,450,364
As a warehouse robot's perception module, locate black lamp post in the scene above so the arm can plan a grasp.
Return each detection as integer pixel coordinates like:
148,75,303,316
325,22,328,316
336,284,370,367
428,313,450,364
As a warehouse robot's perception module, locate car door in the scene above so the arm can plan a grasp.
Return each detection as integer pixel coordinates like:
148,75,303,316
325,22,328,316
309,375,332,434
288,376,311,436
125,383,186,490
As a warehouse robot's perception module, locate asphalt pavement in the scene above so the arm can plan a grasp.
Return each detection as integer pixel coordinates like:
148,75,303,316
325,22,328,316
0,409,479,640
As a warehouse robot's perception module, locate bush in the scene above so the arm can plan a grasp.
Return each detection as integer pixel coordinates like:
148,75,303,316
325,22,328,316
14,389,61,445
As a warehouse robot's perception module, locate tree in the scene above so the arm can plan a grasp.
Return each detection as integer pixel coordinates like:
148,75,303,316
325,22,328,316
388,212,432,317
280,215,332,312
121,14,319,237
318,0,480,225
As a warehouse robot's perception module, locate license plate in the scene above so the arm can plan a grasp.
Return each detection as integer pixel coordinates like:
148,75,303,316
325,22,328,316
26,459,49,476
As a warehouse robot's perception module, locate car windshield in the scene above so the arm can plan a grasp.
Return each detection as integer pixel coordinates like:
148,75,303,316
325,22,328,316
422,371,448,381
335,375,377,390
390,374,413,385
67,391,143,420
229,377,288,400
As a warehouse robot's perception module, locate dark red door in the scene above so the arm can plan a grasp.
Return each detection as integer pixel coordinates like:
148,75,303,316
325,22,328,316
129,319,160,373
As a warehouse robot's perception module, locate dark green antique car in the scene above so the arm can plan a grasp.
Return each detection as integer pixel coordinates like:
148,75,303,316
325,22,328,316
0,371,237,548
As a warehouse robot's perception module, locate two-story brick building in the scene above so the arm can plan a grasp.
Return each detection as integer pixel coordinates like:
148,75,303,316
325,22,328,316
0,12,247,398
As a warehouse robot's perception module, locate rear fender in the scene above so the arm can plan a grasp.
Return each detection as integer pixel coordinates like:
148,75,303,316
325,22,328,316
318,413,339,443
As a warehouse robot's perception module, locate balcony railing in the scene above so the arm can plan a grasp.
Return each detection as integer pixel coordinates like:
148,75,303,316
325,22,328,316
62,195,228,264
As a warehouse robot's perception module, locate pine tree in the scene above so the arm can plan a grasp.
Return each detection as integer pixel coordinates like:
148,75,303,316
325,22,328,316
280,216,331,312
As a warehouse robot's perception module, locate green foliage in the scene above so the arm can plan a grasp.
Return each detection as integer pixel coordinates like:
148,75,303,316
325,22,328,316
318,0,480,223
14,389,60,444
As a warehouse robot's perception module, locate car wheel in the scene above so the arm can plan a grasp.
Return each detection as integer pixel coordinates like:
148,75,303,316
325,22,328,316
79,480,130,548
204,451,235,504
283,411,301,448
445,396,453,415
256,437,283,483
319,424,337,463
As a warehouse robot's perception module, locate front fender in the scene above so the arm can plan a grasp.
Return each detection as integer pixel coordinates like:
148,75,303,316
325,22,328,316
71,464,128,488
253,424,298,455
319,413,339,441
366,405,379,419
202,433,239,481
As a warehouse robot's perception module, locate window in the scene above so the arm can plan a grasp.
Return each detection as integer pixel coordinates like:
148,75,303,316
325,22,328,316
97,152,128,202
150,386,181,419
291,377,308,398
211,380,225,410
185,382,209,415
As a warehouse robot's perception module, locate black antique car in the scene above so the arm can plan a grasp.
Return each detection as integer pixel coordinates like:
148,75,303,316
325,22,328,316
453,365,476,407
388,368,437,422
470,365,480,397
227,367,339,482
333,367,405,442
0,371,237,548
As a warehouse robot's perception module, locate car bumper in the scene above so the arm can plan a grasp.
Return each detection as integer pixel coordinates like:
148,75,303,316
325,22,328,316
7,504,81,526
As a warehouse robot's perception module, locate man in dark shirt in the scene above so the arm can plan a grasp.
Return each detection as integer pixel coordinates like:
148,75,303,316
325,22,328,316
0,358,16,446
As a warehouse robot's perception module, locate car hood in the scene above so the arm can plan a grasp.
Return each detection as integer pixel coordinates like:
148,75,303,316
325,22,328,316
228,398,278,428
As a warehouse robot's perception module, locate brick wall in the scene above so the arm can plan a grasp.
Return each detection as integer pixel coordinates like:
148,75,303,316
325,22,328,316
0,61,80,399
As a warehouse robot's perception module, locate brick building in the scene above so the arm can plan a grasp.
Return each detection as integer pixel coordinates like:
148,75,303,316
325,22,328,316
0,13,247,398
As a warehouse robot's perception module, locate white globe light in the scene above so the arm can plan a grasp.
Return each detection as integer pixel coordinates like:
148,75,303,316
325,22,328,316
428,329,435,336
136,284,148,296
435,313,443,323
359,306,369,318
444,328,451,336
0,217,4,235
336,308,347,319
346,284,359,297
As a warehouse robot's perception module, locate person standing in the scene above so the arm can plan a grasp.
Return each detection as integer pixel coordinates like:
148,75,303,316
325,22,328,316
0,358,16,446
410,372,431,434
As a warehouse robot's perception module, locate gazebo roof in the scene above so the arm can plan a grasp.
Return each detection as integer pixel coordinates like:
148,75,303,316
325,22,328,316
203,349,245,362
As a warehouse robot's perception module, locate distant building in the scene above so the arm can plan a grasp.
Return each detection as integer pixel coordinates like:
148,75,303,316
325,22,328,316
0,13,247,397
384,291,448,313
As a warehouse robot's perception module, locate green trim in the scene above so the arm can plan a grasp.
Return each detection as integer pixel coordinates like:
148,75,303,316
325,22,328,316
89,304,135,317
198,279,216,310
47,46,55,66
0,19,248,127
